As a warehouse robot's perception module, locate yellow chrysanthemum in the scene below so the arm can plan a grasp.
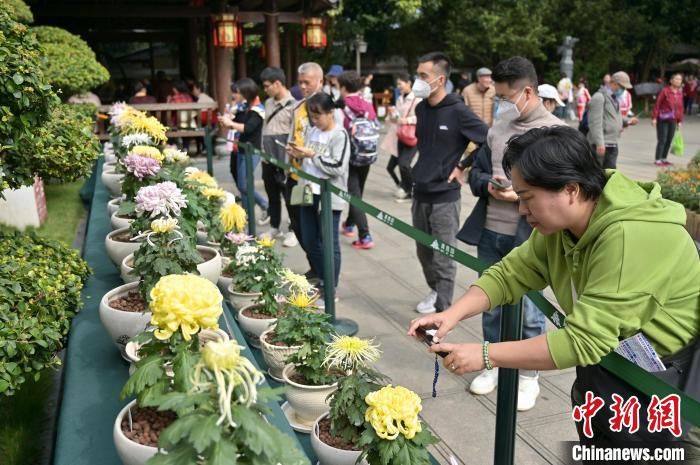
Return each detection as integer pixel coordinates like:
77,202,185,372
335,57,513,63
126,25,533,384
256,236,275,248
130,145,164,161
365,385,423,440
150,218,178,234
193,340,264,427
202,187,226,199
122,114,168,144
219,203,247,232
186,170,219,188
279,268,313,295
149,274,223,341
286,292,318,310
324,335,381,371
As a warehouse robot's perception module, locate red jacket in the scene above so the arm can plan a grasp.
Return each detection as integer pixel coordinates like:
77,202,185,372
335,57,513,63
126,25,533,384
652,86,684,123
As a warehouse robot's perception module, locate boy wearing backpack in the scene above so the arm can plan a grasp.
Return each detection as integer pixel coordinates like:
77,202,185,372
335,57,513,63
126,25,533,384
337,70,379,249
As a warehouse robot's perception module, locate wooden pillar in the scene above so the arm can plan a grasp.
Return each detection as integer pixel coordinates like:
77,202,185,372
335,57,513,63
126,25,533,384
187,18,199,81
264,9,280,67
283,26,294,84
207,20,216,100
214,47,233,113
235,40,247,79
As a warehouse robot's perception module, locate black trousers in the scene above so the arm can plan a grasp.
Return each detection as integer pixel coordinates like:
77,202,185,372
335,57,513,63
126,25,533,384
592,144,618,169
261,162,287,229
344,164,371,239
655,120,677,161
386,156,401,188
397,141,418,194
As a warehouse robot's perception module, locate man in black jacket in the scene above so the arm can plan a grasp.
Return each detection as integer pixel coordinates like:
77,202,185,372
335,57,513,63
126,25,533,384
411,52,488,314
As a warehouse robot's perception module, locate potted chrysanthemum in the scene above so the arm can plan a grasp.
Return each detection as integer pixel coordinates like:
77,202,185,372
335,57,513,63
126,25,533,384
135,339,309,465
259,275,322,380
280,311,340,427
229,237,284,345
115,274,228,465
357,385,439,465
311,335,387,465
217,231,253,294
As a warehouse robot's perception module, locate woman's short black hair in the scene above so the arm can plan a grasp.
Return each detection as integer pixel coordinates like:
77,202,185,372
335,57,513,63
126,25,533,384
395,72,412,84
306,92,335,114
337,70,363,93
231,78,259,103
503,125,606,200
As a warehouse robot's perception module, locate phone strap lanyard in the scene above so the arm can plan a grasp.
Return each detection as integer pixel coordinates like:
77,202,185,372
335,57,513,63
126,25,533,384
432,355,440,397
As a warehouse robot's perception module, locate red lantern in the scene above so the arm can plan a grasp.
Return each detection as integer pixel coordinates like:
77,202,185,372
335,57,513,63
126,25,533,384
212,13,243,48
302,17,326,48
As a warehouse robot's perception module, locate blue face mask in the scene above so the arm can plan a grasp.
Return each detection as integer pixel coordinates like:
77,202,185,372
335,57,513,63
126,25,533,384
613,88,624,97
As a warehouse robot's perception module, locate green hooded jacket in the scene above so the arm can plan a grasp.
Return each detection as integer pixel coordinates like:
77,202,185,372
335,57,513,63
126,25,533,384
474,170,700,369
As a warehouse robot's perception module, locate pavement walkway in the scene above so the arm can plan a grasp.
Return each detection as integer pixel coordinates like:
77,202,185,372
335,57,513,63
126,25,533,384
194,117,699,465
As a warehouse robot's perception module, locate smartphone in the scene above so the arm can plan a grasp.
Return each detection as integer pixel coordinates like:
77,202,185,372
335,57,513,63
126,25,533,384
415,327,448,358
488,177,512,190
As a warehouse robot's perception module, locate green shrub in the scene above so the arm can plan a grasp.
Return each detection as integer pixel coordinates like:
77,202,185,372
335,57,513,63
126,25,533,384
657,168,700,213
0,231,90,396
0,10,58,191
0,0,33,24
32,26,110,98
24,104,100,183
689,150,700,169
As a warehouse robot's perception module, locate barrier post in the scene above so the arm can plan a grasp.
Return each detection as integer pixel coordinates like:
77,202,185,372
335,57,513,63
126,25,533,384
493,299,523,465
244,149,256,236
320,180,358,336
204,126,214,176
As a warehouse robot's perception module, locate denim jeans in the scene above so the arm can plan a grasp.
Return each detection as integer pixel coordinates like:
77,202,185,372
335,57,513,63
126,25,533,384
655,120,677,161
299,195,341,291
233,148,268,211
477,229,546,349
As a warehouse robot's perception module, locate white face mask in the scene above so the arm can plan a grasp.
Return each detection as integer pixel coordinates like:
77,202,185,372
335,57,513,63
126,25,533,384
412,77,440,99
496,88,528,122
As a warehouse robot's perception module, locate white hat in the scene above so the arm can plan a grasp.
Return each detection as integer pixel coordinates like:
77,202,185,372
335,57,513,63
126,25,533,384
537,84,565,106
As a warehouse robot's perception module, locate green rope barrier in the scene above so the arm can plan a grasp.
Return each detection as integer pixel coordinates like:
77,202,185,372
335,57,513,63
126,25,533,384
240,142,700,428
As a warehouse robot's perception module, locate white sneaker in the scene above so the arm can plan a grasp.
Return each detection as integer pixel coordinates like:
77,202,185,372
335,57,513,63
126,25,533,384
282,232,298,248
469,368,499,395
257,209,270,226
394,187,408,198
517,375,540,412
415,290,437,313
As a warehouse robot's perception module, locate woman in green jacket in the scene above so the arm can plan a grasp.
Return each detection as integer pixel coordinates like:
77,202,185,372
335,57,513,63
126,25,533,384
409,126,699,454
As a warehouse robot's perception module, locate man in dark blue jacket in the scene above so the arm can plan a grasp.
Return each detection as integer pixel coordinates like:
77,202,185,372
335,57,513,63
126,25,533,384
411,52,488,314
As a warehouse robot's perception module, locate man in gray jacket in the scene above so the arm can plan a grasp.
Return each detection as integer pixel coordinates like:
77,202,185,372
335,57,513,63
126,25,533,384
587,71,638,168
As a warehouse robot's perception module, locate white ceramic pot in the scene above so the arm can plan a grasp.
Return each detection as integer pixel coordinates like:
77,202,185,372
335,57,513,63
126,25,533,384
102,169,124,198
104,151,117,164
259,327,302,380
196,229,208,245
103,161,117,173
227,284,262,310
311,413,367,465
237,304,277,349
282,364,338,426
105,227,141,267
120,254,138,284
107,197,122,217
113,400,159,465
196,245,222,284
217,257,233,295
111,211,134,231
99,282,152,358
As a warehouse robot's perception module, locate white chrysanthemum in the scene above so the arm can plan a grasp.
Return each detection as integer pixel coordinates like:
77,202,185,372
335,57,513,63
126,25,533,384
121,133,153,149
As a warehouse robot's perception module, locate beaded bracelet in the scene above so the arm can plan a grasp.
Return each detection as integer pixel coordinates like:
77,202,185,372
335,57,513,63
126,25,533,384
482,341,493,370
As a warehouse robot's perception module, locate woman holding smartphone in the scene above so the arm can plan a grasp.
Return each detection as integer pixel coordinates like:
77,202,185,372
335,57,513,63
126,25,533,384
286,92,350,302
220,78,269,222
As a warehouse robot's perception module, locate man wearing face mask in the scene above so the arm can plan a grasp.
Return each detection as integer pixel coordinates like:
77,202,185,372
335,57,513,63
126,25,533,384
411,52,488,315
586,71,639,169
456,56,561,411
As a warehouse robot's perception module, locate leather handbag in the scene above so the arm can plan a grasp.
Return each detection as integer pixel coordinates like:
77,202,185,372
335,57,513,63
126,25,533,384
397,98,418,147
